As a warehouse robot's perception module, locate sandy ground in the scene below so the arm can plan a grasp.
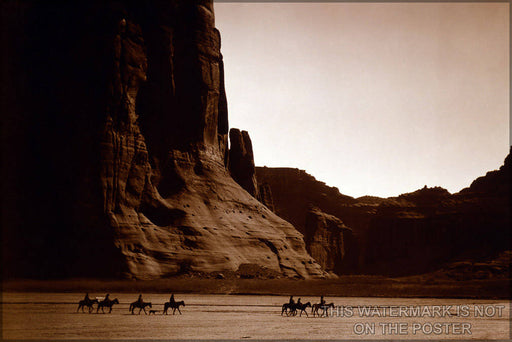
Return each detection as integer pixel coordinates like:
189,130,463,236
1,293,510,339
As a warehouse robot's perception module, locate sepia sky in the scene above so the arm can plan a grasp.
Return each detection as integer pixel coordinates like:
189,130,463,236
214,2,509,198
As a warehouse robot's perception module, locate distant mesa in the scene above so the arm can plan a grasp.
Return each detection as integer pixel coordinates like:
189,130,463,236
257,148,511,277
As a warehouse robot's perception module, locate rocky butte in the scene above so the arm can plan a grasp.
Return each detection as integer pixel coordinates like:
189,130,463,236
2,1,325,280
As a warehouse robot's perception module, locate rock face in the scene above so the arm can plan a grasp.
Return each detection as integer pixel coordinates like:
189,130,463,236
2,1,325,279
257,151,511,276
228,129,259,198
255,167,358,235
228,129,275,211
360,150,511,276
304,208,356,274
256,167,361,274
257,182,275,212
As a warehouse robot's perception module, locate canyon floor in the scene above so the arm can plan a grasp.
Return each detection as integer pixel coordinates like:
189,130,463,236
2,293,510,339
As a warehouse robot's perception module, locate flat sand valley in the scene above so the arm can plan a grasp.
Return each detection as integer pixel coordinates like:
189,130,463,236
2,293,510,339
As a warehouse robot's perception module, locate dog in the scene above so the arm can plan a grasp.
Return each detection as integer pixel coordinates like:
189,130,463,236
149,310,159,315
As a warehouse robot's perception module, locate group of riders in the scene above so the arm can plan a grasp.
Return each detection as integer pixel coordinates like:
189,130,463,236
282,295,332,317
79,293,330,316
77,293,119,313
78,293,183,315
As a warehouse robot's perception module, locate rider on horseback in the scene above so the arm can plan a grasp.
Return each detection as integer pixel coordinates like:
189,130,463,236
320,295,326,306
289,295,295,306
170,294,175,305
136,294,143,305
84,293,90,302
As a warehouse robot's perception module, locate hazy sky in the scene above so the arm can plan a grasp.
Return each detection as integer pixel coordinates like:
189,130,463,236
214,2,509,198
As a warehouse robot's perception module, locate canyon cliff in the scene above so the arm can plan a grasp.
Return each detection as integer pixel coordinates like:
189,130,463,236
304,208,357,275
2,1,324,279
257,149,511,276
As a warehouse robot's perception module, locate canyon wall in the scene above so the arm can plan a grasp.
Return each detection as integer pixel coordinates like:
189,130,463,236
304,208,357,275
257,150,511,276
255,168,360,273
2,1,325,279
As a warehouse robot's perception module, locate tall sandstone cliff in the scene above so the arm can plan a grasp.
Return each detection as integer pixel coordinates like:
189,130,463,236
257,150,511,276
2,1,324,279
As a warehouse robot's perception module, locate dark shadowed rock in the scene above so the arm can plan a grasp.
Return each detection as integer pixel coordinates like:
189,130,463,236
257,149,511,277
2,1,325,280
228,128,259,198
304,208,357,274
257,182,275,212
255,167,358,235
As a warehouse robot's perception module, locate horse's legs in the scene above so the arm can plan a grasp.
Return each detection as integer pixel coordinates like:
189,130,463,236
177,307,182,315
142,307,147,315
109,306,112,314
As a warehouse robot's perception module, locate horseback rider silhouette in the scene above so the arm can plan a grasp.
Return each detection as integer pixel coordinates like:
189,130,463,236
136,294,143,305
320,295,326,306
84,293,90,302
289,295,295,305
105,293,110,301
170,294,175,305
297,298,302,305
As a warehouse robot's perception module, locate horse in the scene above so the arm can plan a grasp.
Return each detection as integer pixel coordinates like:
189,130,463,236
96,298,119,314
163,300,185,315
281,303,294,316
291,302,311,317
77,298,98,313
129,301,152,315
312,302,335,317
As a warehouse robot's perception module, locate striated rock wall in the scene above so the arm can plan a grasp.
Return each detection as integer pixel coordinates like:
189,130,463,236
2,1,325,279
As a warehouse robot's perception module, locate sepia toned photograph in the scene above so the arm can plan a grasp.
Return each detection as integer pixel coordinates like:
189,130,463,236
1,0,510,340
